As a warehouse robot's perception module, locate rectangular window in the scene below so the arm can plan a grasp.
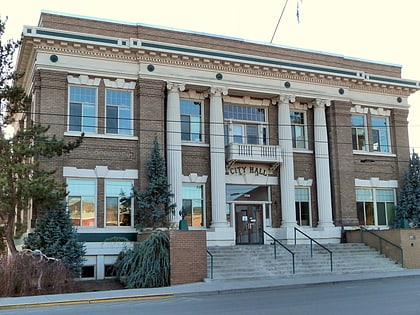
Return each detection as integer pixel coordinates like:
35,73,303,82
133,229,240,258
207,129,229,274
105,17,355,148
182,184,204,227
69,86,97,133
371,117,390,152
352,115,367,151
290,112,306,149
106,89,133,135
105,181,133,227
67,179,96,227
224,105,267,145
181,100,202,142
295,188,311,226
356,188,395,226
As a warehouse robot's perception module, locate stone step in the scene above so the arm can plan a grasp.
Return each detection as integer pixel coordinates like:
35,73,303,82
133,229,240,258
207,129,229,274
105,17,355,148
206,243,403,280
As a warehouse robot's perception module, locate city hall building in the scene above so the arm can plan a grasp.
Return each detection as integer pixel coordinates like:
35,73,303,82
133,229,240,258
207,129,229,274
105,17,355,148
15,12,419,278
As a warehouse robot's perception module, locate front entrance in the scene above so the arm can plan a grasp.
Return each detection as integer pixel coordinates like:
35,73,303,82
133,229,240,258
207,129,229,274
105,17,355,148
235,204,263,244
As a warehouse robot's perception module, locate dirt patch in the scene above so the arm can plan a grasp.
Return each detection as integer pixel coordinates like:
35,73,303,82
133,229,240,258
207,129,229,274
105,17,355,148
74,279,126,293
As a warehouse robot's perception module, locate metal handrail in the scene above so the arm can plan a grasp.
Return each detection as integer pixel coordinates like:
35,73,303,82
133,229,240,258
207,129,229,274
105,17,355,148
263,230,295,274
294,227,333,272
206,250,214,279
359,227,404,267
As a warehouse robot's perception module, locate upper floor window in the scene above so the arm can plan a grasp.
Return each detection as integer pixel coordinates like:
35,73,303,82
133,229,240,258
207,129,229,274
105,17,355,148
352,115,367,151
69,86,97,133
371,117,390,152
182,184,205,227
105,180,133,227
67,179,96,227
295,187,311,226
224,105,267,145
356,188,395,226
290,111,307,149
181,100,202,142
106,89,133,135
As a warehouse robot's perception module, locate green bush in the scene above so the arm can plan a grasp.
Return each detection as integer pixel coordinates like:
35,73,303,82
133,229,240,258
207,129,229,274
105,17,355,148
114,230,170,288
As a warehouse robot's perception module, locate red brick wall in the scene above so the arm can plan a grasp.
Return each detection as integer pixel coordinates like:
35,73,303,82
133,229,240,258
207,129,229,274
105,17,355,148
169,230,207,285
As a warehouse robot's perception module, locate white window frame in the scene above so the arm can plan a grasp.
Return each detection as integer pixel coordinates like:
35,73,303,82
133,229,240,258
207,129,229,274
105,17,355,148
182,183,206,228
351,114,368,151
295,187,312,226
290,111,308,149
67,178,97,228
104,180,134,227
180,99,203,143
68,85,98,133
105,89,134,136
371,116,391,153
356,188,396,227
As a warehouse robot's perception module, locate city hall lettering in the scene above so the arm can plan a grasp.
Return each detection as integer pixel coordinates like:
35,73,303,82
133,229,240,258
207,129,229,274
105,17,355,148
226,166,270,176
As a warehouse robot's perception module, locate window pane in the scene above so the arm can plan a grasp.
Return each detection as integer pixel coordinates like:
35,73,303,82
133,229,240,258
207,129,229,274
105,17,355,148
300,202,310,226
69,196,81,226
365,202,374,225
106,106,118,134
83,104,96,133
377,202,386,225
106,197,118,226
376,189,394,202
387,203,395,226
191,116,201,141
233,125,243,143
246,125,258,144
69,103,82,131
372,117,389,152
192,199,203,227
224,105,265,122
81,196,95,227
356,202,365,225
295,188,309,201
356,189,373,201
181,115,191,141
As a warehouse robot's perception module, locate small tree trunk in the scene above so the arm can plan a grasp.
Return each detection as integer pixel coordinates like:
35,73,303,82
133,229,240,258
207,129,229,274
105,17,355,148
5,211,18,256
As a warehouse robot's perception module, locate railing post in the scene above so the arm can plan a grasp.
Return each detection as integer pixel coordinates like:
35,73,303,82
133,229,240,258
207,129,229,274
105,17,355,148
379,238,382,255
294,228,297,245
310,239,313,257
274,242,277,259
292,253,295,274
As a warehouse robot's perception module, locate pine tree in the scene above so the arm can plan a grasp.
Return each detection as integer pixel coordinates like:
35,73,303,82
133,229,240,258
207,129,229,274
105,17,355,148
23,206,86,276
395,150,420,227
125,137,175,230
0,18,83,254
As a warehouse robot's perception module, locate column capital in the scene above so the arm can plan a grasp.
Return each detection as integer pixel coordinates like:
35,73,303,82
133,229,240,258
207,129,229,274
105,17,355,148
209,86,229,96
278,94,295,104
167,82,185,92
310,98,331,109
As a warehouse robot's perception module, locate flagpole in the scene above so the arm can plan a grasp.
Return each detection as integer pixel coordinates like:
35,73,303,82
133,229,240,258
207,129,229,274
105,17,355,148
270,0,289,43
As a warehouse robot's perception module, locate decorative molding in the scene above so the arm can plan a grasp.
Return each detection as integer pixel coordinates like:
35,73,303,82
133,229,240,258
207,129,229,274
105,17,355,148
67,74,101,86
290,101,309,111
278,94,295,104
350,105,369,114
309,98,331,109
295,177,313,186
370,107,391,117
222,95,271,107
63,166,138,179
209,86,228,96
179,90,205,100
103,78,136,89
166,81,185,92
355,177,398,188
182,173,208,183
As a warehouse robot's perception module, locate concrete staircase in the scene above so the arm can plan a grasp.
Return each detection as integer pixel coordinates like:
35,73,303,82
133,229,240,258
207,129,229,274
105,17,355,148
206,243,403,281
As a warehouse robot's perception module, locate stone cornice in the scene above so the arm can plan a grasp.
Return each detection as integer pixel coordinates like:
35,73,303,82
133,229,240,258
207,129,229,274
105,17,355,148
19,27,418,98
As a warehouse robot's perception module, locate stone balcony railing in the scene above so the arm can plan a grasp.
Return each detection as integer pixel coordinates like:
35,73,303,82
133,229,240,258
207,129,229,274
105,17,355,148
225,143,282,164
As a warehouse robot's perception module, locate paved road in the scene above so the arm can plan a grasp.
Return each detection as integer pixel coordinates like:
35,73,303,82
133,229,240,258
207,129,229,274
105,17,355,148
2,276,420,315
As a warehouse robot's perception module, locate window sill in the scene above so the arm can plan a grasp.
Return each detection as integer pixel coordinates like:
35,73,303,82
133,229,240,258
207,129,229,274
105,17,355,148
293,148,313,154
65,131,138,141
181,141,209,147
353,150,396,158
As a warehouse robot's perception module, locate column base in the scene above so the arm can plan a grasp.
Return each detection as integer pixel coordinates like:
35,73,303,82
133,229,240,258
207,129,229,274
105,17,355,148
206,226,235,246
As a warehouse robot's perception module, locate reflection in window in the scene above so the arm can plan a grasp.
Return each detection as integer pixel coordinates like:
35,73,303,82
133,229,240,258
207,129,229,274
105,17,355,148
105,181,132,227
290,112,306,149
182,184,204,227
371,117,390,152
181,100,202,142
295,188,311,226
106,89,133,135
352,115,366,151
68,179,96,227
69,86,97,133
356,188,395,226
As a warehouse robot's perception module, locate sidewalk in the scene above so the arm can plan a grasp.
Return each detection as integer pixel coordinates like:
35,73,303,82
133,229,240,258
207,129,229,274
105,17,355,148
2,270,420,310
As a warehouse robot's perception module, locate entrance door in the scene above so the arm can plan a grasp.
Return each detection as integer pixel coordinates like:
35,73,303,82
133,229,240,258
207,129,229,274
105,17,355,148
235,204,263,244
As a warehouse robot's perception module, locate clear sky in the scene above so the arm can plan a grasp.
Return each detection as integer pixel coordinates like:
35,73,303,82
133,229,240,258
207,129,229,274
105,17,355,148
2,0,420,151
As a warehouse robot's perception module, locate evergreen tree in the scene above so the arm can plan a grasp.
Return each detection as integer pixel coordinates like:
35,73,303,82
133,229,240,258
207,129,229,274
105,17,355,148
23,206,86,276
0,18,83,254
395,150,420,227
124,137,175,230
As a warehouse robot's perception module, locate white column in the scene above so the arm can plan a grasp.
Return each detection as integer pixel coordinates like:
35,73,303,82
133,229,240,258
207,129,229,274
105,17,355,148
166,82,185,224
209,86,228,227
312,99,334,227
278,95,297,227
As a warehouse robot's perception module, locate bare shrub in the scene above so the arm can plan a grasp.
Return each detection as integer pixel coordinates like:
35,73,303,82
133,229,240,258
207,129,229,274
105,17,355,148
0,250,76,297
